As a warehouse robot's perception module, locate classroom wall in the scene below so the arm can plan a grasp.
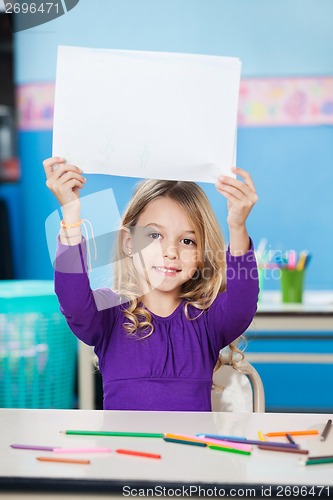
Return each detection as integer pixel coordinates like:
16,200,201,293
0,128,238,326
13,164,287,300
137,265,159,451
9,0,333,289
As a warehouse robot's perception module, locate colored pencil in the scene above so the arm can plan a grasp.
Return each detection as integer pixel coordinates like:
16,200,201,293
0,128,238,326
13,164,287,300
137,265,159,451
320,419,332,442
258,445,308,455
197,434,247,441
53,447,112,453
265,430,318,437
208,445,251,456
37,457,90,464
116,449,161,459
302,458,333,466
198,435,299,448
286,433,296,445
164,434,252,452
258,431,265,441
201,438,252,452
164,437,206,447
296,251,308,271
164,433,206,443
11,444,58,451
287,250,297,269
61,430,163,438
307,455,333,460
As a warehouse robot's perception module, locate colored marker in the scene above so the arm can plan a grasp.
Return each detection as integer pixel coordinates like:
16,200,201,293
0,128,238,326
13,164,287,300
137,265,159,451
258,445,308,455
287,250,297,269
61,430,163,438
302,457,333,466
201,438,252,452
116,449,161,459
265,430,318,437
53,447,112,453
198,435,298,448
166,434,251,452
286,433,296,445
164,433,207,444
208,444,251,456
196,434,247,442
164,437,206,447
37,457,90,464
320,419,332,442
296,251,308,271
304,254,312,269
258,431,265,441
11,444,58,452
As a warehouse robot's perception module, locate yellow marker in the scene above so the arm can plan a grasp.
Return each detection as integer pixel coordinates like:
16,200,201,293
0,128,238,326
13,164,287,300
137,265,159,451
258,430,265,441
296,251,308,270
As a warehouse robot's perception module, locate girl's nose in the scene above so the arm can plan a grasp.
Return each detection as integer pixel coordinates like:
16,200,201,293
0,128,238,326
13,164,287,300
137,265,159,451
163,244,178,259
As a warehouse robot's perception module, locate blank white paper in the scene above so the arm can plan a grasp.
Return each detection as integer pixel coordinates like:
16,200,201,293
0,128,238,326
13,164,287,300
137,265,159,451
52,46,241,183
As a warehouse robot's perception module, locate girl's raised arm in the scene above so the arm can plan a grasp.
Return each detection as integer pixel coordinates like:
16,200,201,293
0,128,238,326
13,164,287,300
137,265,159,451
43,157,86,246
215,167,258,256
43,156,111,347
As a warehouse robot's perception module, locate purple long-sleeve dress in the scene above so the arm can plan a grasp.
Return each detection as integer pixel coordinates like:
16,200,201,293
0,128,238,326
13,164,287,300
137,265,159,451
55,238,259,411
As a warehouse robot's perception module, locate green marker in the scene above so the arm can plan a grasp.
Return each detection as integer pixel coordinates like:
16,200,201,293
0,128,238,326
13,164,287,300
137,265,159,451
208,444,251,456
61,430,164,438
304,457,333,466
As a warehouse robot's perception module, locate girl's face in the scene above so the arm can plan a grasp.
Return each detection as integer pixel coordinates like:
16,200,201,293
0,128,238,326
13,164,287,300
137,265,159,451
127,197,200,296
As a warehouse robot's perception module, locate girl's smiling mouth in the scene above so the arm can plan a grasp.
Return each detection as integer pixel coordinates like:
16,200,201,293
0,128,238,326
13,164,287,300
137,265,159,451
153,266,181,276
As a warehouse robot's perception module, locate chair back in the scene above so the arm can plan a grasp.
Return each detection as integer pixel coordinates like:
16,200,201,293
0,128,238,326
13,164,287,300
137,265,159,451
211,351,265,412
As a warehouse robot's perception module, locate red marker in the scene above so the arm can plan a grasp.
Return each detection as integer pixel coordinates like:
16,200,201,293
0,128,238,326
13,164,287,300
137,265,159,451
116,449,161,459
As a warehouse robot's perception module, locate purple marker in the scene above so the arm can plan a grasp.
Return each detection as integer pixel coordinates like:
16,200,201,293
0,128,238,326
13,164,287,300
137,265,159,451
198,435,299,448
11,444,58,451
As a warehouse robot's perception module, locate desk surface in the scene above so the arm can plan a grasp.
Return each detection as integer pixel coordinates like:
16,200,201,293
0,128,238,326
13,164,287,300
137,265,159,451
1,409,333,495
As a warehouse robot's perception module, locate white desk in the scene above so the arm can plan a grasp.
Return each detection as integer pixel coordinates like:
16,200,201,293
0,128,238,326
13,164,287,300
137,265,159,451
0,409,333,498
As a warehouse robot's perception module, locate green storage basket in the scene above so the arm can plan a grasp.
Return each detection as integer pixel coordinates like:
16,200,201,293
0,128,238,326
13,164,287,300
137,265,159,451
0,280,77,409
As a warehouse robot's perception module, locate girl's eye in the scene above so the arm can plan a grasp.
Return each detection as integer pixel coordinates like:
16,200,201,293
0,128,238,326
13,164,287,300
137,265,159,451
148,232,162,240
181,238,196,246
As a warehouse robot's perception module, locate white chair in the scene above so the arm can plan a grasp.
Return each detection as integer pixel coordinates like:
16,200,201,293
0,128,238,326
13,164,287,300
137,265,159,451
211,349,265,412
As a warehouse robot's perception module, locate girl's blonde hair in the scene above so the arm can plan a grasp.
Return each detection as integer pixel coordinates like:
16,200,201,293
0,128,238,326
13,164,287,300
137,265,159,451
113,179,226,338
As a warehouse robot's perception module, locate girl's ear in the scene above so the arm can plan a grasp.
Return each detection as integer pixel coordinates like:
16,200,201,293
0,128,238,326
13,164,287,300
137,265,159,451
121,227,133,257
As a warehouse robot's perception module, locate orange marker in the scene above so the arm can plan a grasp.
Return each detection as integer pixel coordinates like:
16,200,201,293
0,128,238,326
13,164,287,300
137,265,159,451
265,430,318,437
116,449,161,459
164,433,205,444
37,457,90,464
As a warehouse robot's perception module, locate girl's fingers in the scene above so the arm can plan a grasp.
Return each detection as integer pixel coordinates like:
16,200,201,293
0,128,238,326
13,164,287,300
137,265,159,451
216,186,254,206
42,157,83,182
216,188,240,204
54,171,86,185
43,157,65,179
232,167,256,192
216,183,244,201
51,163,83,181
62,179,84,191
216,176,255,200
46,171,85,192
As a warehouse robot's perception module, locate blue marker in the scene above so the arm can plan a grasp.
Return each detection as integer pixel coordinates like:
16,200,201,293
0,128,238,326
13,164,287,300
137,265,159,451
196,434,246,441
197,434,299,448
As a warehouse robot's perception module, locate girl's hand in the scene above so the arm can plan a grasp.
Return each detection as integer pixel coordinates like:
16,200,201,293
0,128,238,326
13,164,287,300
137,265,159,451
215,167,258,230
43,157,86,208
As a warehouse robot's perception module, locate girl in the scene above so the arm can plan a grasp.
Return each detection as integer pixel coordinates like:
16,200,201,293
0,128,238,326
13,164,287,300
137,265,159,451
43,157,259,411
